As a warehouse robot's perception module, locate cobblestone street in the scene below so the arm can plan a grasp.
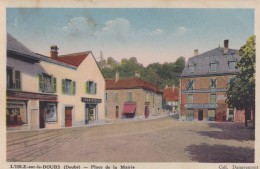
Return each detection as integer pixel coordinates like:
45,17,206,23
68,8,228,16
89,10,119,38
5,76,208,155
6,116,255,162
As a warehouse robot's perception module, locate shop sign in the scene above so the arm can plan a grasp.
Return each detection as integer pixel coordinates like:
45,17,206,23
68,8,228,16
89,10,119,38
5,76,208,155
185,103,218,109
144,102,150,105
81,97,102,104
182,88,227,93
7,103,23,108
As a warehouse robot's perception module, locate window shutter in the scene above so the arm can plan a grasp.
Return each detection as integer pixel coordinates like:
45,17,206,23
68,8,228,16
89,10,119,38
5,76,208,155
62,79,65,94
39,74,43,92
86,81,89,94
52,77,57,93
15,71,21,90
94,82,97,94
73,81,76,95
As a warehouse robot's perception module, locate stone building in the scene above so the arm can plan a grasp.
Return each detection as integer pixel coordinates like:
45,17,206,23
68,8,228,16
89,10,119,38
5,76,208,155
180,40,245,122
6,33,105,130
105,72,163,120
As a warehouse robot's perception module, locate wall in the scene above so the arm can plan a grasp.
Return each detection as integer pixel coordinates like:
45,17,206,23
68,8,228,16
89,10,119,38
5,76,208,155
105,88,162,120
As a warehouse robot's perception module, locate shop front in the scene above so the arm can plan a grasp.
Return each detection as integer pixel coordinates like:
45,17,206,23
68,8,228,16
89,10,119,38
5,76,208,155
6,90,57,130
81,97,102,124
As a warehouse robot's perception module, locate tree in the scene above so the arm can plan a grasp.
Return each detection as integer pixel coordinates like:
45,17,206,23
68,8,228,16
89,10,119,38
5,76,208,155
226,35,255,128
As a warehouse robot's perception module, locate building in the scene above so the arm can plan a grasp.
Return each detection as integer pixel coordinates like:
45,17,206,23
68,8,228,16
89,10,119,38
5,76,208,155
105,72,163,120
6,33,105,130
163,85,179,113
179,40,245,122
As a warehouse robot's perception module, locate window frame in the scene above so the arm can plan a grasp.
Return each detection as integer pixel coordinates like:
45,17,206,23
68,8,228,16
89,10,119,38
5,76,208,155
187,94,194,103
127,92,132,102
62,79,76,95
86,80,97,95
209,94,217,103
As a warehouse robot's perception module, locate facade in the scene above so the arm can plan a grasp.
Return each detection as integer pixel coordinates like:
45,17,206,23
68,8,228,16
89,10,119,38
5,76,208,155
105,72,163,120
6,33,105,130
163,85,179,112
180,40,245,122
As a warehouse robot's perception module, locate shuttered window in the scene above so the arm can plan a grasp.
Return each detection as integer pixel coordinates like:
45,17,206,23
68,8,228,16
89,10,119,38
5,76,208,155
62,79,76,95
39,74,56,93
86,81,97,94
6,67,21,90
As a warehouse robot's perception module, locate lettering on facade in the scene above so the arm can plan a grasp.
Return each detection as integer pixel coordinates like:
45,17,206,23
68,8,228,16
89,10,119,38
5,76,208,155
182,88,227,93
81,97,102,104
144,102,150,105
185,103,218,109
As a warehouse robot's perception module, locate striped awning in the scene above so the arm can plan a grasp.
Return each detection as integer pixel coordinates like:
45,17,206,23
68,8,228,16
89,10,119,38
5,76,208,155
122,102,136,114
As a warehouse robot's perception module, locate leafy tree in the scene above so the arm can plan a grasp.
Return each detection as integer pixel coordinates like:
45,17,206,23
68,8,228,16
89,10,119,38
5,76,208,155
226,35,255,127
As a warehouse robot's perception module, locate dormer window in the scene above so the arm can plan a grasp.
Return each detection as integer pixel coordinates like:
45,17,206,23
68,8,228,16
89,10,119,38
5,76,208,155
228,61,236,70
188,65,195,73
210,63,218,72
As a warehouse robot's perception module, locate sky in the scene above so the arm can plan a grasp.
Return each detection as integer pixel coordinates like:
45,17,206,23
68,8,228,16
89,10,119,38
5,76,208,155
6,8,254,66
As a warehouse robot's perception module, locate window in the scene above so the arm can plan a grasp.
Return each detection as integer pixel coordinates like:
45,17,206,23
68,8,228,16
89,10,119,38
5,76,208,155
7,67,21,90
186,80,194,90
187,94,193,103
86,81,97,94
6,103,27,125
228,61,236,70
228,78,235,85
208,110,215,121
39,74,56,93
127,92,132,102
62,79,76,95
188,65,195,73
105,93,108,102
209,94,216,103
209,79,217,88
210,63,218,72
186,109,194,121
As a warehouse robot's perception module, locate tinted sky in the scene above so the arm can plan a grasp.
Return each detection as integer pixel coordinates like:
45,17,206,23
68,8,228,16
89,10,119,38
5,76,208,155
7,8,254,66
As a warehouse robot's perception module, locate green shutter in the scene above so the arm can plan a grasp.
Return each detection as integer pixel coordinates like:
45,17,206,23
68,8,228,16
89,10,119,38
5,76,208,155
86,81,89,94
52,77,57,93
94,82,97,94
62,79,65,94
39,74,43,92
73,81,76,95
85,82,87,93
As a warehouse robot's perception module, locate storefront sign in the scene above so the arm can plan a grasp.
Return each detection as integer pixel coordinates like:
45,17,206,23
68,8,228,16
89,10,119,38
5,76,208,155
81,97,102,104
7,90,57,101
182,88,227,93
185,103,218,109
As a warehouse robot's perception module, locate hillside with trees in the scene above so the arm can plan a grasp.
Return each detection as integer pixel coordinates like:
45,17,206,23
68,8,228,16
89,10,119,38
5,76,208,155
98,56,186,89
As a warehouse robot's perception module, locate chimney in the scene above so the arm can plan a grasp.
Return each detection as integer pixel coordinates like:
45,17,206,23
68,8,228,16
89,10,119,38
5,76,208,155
194,49,199,56
135,71,140,78
172,85,175,92
115,71,119,82
50,45,59,58
224,39,229,54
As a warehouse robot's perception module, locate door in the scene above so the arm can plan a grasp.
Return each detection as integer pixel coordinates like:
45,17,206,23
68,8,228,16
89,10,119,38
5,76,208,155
116,106,119,119
39,102,46,128
144,106,149,118
186,109,194,121
198,110,203,121
65,107,73,127
85,107,89,124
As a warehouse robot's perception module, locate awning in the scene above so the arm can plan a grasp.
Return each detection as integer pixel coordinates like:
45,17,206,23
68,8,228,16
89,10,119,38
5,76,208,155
122,102,136,114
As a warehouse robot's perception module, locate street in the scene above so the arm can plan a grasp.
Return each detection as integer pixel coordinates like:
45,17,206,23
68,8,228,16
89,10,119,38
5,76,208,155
6,116,254,162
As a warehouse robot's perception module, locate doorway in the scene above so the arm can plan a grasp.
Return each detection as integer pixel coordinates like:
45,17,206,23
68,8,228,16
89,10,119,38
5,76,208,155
39,102,46,128
115,106,119,119
198,110,203,121
65,107,73,127
144,106,149,118
85,104,97,124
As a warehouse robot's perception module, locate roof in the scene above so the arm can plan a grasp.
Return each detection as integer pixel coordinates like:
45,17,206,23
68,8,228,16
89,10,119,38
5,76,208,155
106,77,162,94
53,52,90,67
7,33,41,62
180,47,241,78
163,87,179,102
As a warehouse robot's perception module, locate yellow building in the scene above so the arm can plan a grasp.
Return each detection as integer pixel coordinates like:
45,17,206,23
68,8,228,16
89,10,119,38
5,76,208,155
6,33,105,130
